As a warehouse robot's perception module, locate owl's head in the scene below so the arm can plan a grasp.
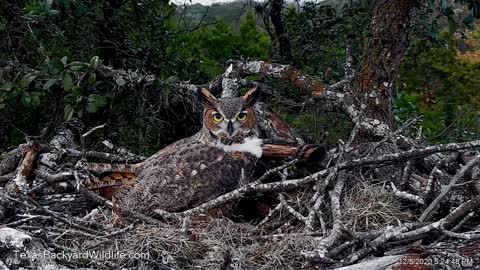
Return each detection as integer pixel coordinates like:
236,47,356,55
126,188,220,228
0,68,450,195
197,87,259,145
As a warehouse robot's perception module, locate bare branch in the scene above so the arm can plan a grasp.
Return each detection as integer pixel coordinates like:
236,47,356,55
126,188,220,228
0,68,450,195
302,176,346,262
81,123,106,138
279,193,307,223
227,60,326,95
396,196,480,241
390,182,424,205
65,148,144,163
420,155,480,222
346,223,418,264
440,226,480,240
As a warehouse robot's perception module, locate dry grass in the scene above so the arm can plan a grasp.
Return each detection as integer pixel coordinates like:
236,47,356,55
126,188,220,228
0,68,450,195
342,181,413,232
53,214,320,269
79,181,415,269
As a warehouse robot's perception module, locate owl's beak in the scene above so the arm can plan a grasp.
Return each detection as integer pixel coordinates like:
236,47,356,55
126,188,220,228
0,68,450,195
227,121,234,136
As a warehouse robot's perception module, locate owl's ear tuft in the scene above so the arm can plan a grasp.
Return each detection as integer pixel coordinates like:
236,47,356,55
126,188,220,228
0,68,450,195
242,87,259,107
196,88,217,108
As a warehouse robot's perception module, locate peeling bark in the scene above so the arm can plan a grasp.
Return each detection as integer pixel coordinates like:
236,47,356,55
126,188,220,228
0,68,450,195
9,144,40,194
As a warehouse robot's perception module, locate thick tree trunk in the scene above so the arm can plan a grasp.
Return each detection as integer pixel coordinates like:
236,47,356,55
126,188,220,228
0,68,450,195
355,0,421,140
269,0,292,62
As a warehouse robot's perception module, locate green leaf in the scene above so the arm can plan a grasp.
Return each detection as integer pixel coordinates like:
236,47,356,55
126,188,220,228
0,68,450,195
90,56,100,70
441,0,448,13
0,103,5,110
115,76,126,86
47,9,59,16
86,94,107,113
88,94,107,107
63,93,77,103
1,83,13,91
61,56,68,66
21,92,32,106
45,0,53,9
43,78,57,90
463,16,475,29
444,7,454,16
87,73,96,85
63,73,73,91
85,102,98,113
448,16,457,35
473,1,480,19
31,93,40,107
64,104,74,121
68,62,85,71
0,18,6,31
19,73,36,89
166,76,179,83
71,86,82,95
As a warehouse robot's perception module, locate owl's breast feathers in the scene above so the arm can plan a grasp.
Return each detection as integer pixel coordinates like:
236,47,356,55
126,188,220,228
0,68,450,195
113,133,260,215
216,136,263,158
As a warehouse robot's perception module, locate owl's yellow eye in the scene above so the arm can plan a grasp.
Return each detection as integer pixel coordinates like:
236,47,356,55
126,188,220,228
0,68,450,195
237,112,248,122
212,113,224,123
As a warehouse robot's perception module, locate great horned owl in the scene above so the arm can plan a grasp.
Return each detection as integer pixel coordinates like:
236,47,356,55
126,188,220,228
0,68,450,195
113,88,262,215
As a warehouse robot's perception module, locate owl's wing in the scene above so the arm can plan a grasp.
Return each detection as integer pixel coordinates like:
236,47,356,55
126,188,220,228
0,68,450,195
114,136,256,215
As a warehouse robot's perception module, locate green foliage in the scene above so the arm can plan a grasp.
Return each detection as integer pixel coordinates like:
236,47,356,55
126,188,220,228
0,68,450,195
169,11,271,80
239,12,271,58
397,32,480,143
0,0,199,151
269,1,371,144
1,0,176,72
289,111,352,146
24,0,60,19
1,0,480,152
0,55,108,123
178,2,251,27
285,1,372,83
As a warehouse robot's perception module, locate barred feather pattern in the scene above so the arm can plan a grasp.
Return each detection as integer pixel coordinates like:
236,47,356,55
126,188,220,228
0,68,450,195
113,132,257,215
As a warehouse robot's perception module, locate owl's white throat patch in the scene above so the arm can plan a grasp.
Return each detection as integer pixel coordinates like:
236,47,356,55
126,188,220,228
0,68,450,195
217,136,263,158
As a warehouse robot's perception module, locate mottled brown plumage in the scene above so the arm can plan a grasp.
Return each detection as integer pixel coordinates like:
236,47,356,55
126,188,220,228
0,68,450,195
112,88,261,215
